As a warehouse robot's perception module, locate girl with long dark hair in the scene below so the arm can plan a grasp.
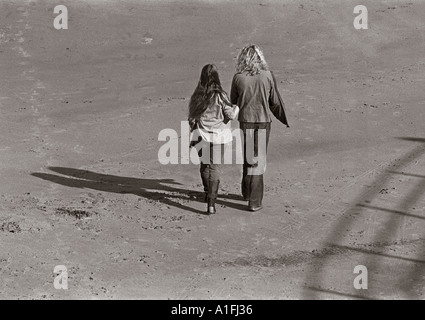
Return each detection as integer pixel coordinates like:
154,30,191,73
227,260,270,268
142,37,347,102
189,64,239,215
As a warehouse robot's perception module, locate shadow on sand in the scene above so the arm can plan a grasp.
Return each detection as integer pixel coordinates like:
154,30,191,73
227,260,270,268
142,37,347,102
303,137,425,299
31,167,248,215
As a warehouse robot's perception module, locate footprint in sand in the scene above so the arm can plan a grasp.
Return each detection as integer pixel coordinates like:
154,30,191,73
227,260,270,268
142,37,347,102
253,233,266,246
142,37,153,44
73,145,84,154
37,115,51,126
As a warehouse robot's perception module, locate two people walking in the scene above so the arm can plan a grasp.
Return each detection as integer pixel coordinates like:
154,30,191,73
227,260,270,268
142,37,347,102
188,44,289,215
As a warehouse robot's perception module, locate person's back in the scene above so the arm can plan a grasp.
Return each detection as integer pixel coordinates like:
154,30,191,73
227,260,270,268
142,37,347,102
188,64,239,214
231,70,274,123
230,44,289,211
197,93,236,144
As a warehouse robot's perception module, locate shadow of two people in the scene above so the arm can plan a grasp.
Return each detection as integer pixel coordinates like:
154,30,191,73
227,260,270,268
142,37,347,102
31,167,246,215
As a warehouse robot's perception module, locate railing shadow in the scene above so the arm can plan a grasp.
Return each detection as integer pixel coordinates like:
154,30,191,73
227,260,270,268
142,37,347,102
303,137,425,299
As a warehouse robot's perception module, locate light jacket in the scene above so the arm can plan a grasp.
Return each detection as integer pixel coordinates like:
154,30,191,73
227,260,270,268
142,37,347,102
191,93,239,145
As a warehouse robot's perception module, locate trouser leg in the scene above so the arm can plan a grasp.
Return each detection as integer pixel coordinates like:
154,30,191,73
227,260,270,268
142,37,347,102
200,164,209,202
208,164,220,206
241,122,270,208
242,163,249,200
200,162,210,192
248,174,264,207
241,124,250,200
198,140,211,202
207,143,223,206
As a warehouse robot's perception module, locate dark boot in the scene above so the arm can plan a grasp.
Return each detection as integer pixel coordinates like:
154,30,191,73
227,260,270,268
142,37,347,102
200,164,209,203
207,180,219,214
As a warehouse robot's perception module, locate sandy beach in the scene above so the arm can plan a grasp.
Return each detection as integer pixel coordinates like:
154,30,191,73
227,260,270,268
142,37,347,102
0,0,424,299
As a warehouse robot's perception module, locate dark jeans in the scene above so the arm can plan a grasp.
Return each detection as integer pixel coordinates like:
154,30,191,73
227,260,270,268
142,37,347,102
240,122,271,207
198,142,225,203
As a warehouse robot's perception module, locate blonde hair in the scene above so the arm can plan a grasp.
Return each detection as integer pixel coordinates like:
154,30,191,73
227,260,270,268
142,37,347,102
236,44,269,75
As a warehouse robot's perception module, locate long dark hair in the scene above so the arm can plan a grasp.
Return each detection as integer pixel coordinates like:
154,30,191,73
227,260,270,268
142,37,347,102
188,64,231,122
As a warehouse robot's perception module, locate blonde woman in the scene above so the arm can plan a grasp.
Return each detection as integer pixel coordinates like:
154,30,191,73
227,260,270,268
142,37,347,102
230,44,289,211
